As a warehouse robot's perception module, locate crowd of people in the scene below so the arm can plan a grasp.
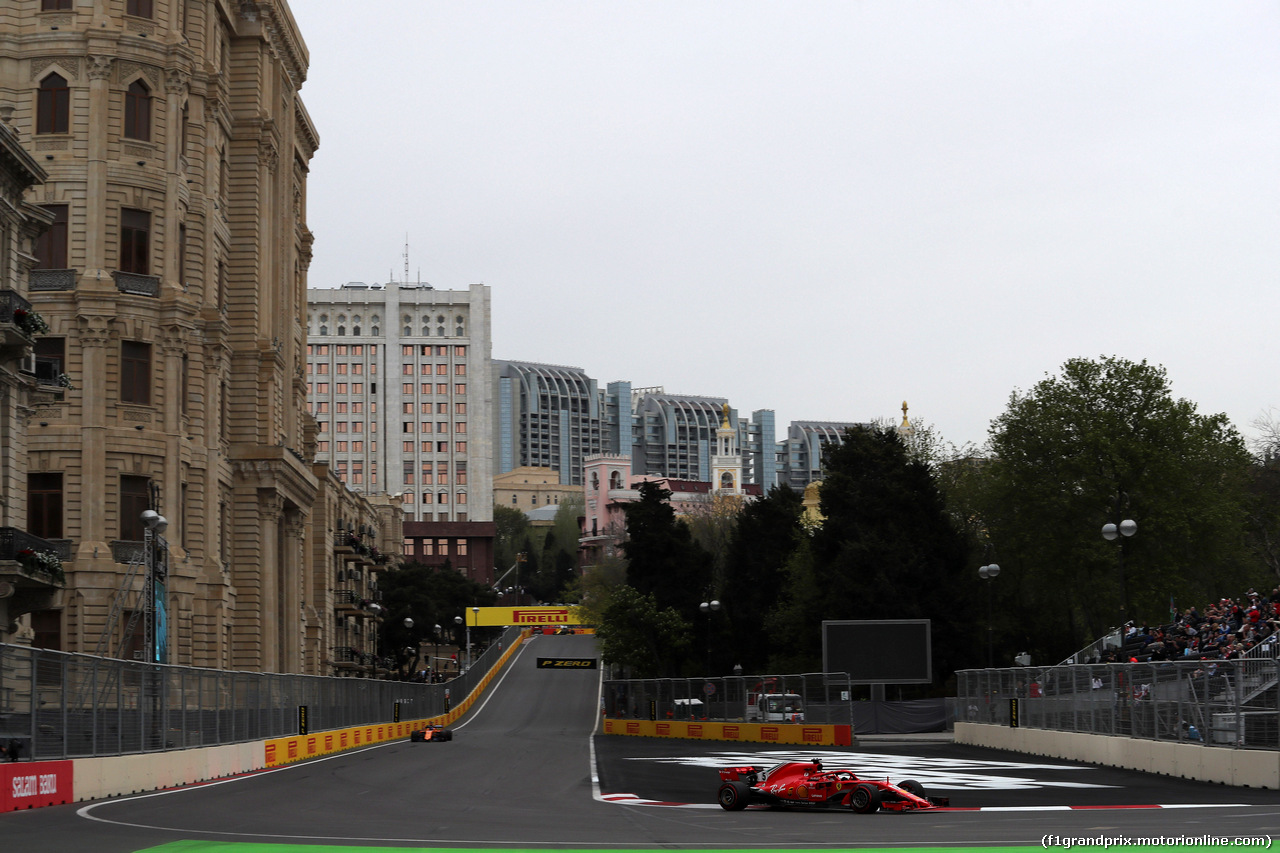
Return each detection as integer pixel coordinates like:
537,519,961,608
1090,586,1280,665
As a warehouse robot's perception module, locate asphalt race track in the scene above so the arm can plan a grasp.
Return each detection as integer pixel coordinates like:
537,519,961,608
2,632,1278,852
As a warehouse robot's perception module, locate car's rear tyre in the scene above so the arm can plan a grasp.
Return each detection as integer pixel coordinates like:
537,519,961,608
718,781,750,811
849,783,880,814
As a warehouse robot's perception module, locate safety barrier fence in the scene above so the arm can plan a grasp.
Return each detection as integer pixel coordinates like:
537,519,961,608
956,658,1280,749
604,673,853,724
0,627,520,761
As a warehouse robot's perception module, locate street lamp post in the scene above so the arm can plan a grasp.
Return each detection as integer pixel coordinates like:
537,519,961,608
454,615,463,673
141,510,169,665
469,606,479,670
403,617,419,679
978,563,1000,668
433,623,441,681
699,599,720,674
1102,506,1137,627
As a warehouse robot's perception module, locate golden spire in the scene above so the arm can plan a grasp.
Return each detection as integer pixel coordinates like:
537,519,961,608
721,402,731,429
901,400,909,428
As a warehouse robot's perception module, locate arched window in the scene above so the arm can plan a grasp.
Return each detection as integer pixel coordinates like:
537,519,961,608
336,325,345,336
403,325,412,336
437,325,445,337
37,73,69,135
421,324,430,336
610,471,623,489
124,79,152,141
371,325,379,336
720,472,734,489
352,325,361,335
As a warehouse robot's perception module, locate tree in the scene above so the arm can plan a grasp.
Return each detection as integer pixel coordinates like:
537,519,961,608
378,562,498,670
802,425,972,681
565,553,628,627
982,356,1258,659
594,584,691,677
721,485,805,672
492,504,530,578
621,481,711,615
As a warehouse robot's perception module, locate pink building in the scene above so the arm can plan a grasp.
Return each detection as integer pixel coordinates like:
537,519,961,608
579,449,759,568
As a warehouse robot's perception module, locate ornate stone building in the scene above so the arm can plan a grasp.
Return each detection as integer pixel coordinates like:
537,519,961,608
0,112,59,643
0,1,392,675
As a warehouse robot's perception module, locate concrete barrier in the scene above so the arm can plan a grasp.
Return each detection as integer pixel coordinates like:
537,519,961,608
955,722,1280,788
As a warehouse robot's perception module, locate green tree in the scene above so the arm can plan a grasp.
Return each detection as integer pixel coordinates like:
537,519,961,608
492,503,531,577
722,485,805,672
379,562,498,671
800,424,972,680
982,356,1258,659
594,584,691,677
621,481,711,615
565,553,628,626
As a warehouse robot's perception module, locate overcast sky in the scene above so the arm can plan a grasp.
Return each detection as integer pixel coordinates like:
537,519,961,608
289,1,1278,451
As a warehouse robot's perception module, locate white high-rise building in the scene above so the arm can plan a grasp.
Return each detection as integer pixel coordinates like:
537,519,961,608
306,283,493,523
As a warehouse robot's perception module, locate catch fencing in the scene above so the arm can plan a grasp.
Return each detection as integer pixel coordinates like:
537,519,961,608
602,673,949,733
956,656,1280,749
0,627,520,761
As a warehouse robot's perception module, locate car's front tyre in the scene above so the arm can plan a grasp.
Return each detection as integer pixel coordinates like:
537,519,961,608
849,783,881,814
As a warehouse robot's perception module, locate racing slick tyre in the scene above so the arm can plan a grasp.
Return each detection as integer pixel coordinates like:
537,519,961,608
849,783,881,814
440,730,453,742
717,781,751,811
410,730,424,743
898,779,926,798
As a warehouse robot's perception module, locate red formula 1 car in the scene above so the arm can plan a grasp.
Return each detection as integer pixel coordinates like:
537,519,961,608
409,723,453,743
717,759,948,813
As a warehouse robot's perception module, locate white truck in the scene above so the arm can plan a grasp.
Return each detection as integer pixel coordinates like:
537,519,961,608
745,692,805,723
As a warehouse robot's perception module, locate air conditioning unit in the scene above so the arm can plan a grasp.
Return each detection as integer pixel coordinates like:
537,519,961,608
19,351,35,375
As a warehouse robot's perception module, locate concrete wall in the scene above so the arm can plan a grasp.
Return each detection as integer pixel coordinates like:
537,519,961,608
956,722,1280,789
73,742,262,801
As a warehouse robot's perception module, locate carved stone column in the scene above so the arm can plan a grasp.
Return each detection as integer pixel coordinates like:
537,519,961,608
76,315,113,555
257,491,283,672
83,55,112,275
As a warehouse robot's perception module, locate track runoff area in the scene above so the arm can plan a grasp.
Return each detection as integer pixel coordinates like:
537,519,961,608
19,623,1270,853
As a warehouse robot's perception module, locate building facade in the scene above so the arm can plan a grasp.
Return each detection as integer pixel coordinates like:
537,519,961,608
493,360,605,486
776,420,865,490
0,114,58,644
305,281,494,524
493,465,582,514
0,0,400,675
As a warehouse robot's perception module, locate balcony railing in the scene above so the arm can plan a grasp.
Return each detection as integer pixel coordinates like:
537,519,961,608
0,288,32,318
0,527,66,584
29,269,76,292
110,539,146,565
112,271,161,297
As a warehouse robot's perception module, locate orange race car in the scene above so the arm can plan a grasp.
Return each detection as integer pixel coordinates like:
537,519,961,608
409,723,453,743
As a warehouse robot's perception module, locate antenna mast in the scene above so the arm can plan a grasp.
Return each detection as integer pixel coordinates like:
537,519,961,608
404,234,410,287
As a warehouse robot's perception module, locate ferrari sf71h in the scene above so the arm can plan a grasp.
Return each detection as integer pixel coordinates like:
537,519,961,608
717,759,948,812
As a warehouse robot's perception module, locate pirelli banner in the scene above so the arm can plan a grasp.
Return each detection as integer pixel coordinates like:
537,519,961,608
602,718,853,747
467,606,582,627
